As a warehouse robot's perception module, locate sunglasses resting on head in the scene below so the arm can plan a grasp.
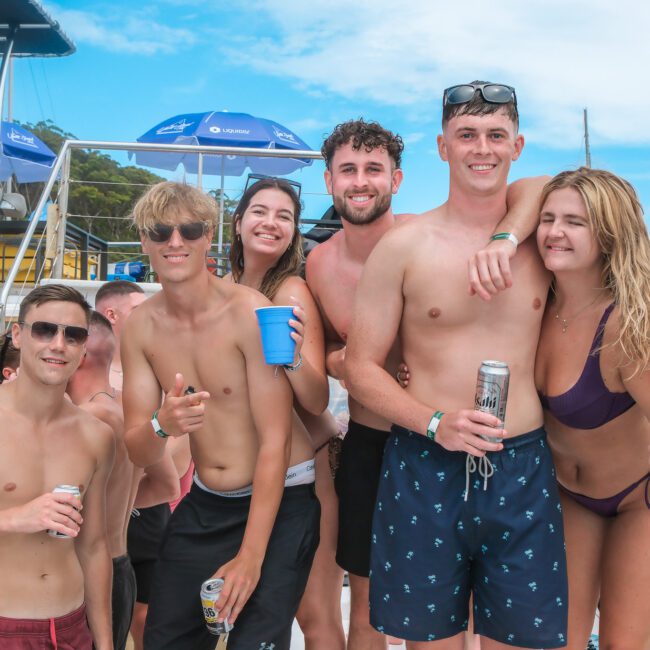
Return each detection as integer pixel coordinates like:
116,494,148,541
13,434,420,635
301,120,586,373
19,321,89,345
443,83,516,107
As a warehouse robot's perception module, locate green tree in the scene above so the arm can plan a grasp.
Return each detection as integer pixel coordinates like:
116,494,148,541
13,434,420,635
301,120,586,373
16,120,165,246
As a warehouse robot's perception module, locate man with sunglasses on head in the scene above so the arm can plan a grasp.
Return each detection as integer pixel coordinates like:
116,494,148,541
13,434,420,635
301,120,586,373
0,284,115,649
122,182,319,650
346,83,568,649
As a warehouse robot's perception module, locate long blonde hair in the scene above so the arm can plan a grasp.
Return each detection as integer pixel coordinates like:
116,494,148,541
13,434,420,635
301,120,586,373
540,167,650,374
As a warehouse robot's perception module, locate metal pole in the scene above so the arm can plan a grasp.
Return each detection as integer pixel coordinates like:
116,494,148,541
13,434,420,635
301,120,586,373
0,28,16,121
0,29,16,193
7,58,13,123
583,108,591,168
0,140,70,329
52,149,72,278
218,156,225,255
197,152,203,190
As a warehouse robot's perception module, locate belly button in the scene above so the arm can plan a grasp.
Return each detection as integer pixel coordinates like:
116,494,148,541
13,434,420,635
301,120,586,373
223,387,232,395
3,483,16,492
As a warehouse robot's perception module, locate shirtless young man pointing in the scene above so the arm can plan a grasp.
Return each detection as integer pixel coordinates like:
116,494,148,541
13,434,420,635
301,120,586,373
122,182,320,650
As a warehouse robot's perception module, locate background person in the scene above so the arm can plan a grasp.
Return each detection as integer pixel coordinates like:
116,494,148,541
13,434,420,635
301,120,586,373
226,177,344,650
0,331,19,382
95,279,191,650
535,167,650,649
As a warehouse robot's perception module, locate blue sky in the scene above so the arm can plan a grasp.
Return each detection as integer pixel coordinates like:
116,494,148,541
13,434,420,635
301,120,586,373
6,0,650,227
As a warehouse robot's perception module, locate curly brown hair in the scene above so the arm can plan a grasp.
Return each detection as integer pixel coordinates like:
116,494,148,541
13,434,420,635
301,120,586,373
321,119,404,170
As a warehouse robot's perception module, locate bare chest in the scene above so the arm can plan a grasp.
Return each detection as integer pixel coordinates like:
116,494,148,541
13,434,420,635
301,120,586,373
145,319,249,403
403,243,548,334
0,423,95,508
313,263,363,342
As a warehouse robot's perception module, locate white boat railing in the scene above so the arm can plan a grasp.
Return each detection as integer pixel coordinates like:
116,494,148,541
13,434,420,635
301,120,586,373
0,139,323,329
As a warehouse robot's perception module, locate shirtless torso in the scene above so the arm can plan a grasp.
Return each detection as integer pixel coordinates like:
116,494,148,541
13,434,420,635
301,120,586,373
81,391,140,557
0,293,114,649
306,217,410,431
123,276,313,490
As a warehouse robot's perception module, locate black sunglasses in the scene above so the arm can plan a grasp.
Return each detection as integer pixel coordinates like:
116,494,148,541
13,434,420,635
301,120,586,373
144,222,208,243
244,174,302,198
19,320,89,345
443,83,517,107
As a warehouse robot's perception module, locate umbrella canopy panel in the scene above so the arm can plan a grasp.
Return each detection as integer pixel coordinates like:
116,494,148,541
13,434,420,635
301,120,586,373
0,0,75,56
134,111,313,176
0,120,56,182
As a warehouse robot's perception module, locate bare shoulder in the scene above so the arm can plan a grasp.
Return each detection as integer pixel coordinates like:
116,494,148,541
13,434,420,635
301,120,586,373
70,403,115,459
394,212,418,223
122,292,157,336
79,399,123,437
306,232,343,280
227,281,272,326
273,276,313,305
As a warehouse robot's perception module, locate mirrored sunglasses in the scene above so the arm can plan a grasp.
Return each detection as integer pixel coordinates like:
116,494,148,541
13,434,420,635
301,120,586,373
145,222,208,243
19,320,89,345
444,83,516,107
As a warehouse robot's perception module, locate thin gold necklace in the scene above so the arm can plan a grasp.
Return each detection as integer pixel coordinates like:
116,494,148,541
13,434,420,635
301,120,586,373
554,296,601,333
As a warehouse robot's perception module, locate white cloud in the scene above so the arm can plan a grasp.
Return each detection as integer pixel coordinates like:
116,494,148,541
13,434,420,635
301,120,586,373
45,4,197,55
219,0,650,146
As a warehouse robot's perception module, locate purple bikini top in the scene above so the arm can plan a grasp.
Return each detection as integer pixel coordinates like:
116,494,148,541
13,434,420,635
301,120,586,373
539,304,636,429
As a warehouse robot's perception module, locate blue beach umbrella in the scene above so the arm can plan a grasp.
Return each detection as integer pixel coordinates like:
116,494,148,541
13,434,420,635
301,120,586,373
133,111,313,177
0,121,57,183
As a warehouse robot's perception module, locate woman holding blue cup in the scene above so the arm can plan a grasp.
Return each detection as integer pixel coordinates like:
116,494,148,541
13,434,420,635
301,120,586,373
227,178,346,650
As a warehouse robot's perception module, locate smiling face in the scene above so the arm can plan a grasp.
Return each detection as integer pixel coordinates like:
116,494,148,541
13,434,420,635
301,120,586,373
12,300,88,387
236,188,297,263
325,143,403,226
537,186,602,274
140,209,213,284
438,109,523,196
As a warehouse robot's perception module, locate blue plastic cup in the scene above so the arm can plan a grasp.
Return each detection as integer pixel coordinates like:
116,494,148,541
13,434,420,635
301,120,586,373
255,306,296,365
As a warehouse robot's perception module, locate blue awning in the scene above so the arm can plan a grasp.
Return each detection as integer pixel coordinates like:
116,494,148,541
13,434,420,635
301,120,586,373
0,0,75,57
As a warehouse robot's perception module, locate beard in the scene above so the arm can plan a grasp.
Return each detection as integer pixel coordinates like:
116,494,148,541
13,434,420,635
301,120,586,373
333,191,392,226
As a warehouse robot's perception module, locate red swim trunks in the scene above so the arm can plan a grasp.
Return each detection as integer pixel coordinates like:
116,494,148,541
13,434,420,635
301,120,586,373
0,604,93,649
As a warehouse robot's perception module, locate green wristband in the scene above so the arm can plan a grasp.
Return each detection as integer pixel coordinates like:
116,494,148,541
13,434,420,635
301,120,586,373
151,410,169,439
490,232,519,248
426,410,444,442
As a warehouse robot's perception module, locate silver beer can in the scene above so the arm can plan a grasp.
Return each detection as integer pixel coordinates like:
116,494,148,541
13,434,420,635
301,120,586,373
47,484,81,538
201,578,234,635
474,360,509,443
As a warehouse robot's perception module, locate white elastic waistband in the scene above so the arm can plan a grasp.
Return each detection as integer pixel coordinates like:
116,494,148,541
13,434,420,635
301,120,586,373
194,458,315,498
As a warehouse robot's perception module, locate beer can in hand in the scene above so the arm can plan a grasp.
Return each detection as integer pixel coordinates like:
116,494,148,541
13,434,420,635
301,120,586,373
474,361,509,443
201,578,234,635
47,484,81,538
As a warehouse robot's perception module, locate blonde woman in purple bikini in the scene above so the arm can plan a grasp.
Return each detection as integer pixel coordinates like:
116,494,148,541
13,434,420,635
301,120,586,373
535,167,650,649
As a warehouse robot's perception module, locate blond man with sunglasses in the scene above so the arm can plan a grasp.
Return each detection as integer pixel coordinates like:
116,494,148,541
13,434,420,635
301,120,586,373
0,284,115,649
123,182,319,650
